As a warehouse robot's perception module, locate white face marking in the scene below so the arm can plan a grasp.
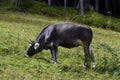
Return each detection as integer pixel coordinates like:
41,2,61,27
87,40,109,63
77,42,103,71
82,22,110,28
34,43,40,50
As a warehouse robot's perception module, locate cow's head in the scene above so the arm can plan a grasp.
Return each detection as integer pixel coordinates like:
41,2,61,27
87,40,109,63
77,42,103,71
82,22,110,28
25,41,43,57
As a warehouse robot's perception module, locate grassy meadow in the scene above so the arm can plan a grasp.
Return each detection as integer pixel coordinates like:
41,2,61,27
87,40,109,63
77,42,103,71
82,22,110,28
0,11,120,80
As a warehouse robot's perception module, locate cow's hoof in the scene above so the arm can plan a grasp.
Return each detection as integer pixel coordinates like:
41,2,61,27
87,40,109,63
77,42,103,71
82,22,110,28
82,63,88,68
54,62,58,64
93,62,97,68
83,63,87,68
51,60,54,63
82,63,91,68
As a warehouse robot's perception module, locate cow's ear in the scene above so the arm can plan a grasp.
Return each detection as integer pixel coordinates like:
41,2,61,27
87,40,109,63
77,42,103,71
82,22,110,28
34,43,40,50
29,40,35,44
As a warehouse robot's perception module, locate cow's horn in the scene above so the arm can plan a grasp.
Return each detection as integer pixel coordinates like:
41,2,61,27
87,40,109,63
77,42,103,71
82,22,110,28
34,43,40,50
29,44,32,46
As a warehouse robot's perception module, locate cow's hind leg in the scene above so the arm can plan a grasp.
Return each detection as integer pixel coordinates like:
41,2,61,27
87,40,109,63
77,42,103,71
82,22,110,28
83,42,91,68
89,47,96,68
83,42,96,68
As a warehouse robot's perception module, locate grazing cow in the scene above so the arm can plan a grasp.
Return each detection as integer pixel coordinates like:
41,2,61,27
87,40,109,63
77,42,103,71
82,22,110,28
25,23,96,68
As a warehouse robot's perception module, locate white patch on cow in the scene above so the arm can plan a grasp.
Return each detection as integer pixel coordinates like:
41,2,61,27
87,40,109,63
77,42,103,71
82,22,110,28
34,43,40,50
29,44,32,46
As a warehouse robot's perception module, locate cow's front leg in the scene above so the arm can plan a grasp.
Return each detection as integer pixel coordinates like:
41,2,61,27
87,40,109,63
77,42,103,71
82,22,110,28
50,49,54,62
83,42,96,68
89,48,96,68
50,45,58,64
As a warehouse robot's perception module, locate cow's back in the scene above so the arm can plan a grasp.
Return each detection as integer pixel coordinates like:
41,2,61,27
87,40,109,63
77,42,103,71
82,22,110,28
54,23,92,41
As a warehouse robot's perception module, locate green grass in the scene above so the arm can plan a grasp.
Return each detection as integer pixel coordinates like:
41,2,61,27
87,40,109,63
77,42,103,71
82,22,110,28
0,11,120,80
